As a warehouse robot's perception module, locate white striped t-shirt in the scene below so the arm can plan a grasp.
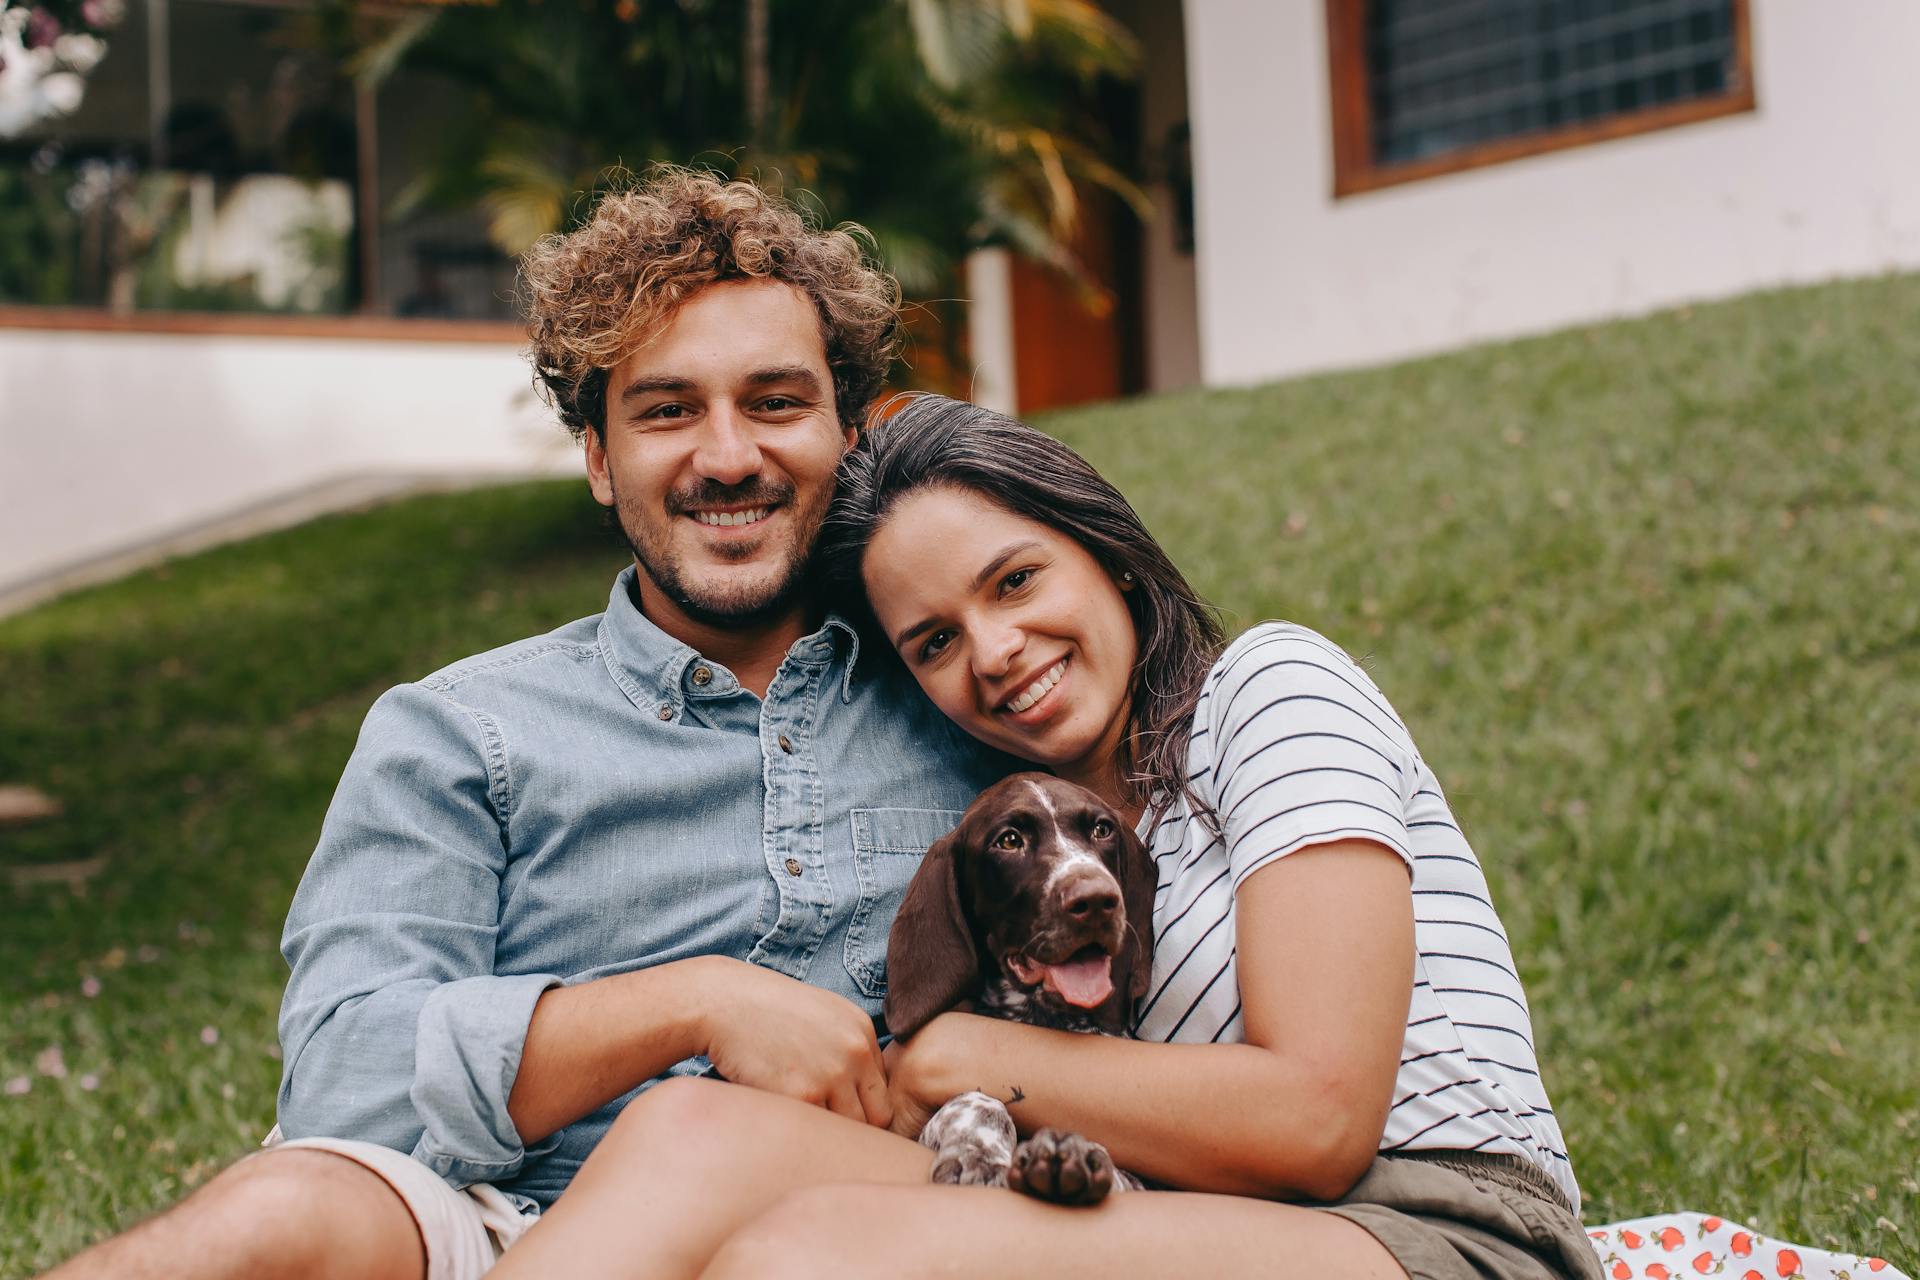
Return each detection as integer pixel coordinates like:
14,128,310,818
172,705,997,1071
1132,621,1579,1213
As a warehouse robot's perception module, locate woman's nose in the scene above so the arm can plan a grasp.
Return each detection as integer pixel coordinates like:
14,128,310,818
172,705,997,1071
971,619,1024,678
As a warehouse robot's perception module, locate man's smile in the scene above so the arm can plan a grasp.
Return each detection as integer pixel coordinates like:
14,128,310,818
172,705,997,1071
690,506,775,528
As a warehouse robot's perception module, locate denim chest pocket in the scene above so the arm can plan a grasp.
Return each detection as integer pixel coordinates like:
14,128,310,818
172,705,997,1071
844,807,965,999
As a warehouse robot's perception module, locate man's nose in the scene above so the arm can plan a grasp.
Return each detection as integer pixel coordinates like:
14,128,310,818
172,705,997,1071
692,406,763,485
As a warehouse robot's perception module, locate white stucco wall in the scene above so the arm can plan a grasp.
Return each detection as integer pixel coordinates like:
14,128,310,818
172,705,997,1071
1182,0,1920,386
0,328,581,605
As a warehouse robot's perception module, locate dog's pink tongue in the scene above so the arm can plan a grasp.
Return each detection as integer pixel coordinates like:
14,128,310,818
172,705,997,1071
1041,955,1114,1008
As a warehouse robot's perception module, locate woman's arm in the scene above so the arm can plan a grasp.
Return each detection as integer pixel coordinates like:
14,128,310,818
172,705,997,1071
889,836,1414,1201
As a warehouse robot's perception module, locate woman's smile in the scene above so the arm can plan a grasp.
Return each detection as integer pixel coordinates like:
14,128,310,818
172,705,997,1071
996,656,1070,721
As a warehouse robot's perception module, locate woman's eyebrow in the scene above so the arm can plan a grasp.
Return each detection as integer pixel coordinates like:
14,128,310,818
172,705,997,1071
890,540,1044,649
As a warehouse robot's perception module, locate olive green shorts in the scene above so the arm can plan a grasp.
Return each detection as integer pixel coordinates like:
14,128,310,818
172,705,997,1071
1311,1150,1603,1280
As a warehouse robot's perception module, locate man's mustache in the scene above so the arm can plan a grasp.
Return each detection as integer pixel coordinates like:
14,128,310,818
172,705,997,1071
664,479,795,515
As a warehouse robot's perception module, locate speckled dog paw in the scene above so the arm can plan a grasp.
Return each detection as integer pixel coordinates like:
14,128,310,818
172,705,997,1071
1008,1127,1116,1205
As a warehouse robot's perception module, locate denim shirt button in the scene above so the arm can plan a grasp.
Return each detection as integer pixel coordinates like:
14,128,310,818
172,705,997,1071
783,857,803,877
691,666,712,687
777,734,793,754
657,704,674,720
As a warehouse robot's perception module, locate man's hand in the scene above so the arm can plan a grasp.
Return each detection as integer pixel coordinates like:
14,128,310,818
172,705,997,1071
694,957,893,1129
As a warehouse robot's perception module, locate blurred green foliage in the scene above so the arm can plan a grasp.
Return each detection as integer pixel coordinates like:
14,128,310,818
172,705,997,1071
340,0,1147,298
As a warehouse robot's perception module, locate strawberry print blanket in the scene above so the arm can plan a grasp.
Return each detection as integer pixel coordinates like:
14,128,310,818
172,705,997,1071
1587,1212,1907,1280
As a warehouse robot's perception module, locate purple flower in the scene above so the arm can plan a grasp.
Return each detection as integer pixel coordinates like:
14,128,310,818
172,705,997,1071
81,0,126,29
25,7,62,49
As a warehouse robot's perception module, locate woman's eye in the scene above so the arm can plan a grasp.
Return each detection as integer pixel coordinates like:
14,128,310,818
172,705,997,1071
993,830,1022,851
917,630,954,662
1090,818,1114,840
1001,568,1033,593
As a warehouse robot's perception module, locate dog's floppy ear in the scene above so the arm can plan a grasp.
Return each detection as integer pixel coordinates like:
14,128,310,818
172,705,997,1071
1115,822,1158,1004
882,828,979,1041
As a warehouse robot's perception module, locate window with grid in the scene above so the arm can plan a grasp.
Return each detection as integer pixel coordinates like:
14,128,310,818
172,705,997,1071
1325,0,1755,196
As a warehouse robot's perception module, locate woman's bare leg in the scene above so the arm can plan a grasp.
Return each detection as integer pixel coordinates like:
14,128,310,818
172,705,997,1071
489,1078,933,1280
701,1182,1408,1280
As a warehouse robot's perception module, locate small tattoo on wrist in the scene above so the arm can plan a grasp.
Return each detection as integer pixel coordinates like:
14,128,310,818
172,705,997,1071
1006,1085,1026,1105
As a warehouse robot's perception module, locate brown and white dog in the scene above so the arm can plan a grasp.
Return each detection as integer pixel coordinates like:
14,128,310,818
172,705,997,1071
883,773,1158,1205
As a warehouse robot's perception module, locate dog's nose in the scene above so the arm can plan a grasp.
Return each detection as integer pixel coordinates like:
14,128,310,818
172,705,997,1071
1061,879,1120,922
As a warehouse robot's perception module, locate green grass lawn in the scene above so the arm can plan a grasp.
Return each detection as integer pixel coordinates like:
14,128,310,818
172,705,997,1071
4,275,1916,1276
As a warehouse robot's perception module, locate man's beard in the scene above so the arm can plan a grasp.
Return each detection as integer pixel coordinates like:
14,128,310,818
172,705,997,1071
608,475,824,628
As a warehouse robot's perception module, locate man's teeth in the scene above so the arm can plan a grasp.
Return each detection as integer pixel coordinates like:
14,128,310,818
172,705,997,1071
693,507,771,527
1006,660,1067,713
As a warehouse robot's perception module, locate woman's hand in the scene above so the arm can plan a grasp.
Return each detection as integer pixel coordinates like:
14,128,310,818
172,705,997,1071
881,1012,976,1138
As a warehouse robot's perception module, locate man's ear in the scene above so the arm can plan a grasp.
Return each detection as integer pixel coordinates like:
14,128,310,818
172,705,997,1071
1115,823,1158,1004
584,427,615,507
882,828,979,1041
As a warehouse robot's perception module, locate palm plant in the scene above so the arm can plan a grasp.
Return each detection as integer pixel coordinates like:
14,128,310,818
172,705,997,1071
333,0,1144,299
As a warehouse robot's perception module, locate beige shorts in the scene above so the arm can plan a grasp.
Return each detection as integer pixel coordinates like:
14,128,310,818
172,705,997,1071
1314,1150,1604,1280
261,1136,536,1280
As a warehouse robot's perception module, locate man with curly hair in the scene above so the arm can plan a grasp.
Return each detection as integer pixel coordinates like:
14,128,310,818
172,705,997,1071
42,171,1007,1280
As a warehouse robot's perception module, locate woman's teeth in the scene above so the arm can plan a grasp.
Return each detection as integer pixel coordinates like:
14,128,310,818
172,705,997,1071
1006,660,1067,713
693,507,770,527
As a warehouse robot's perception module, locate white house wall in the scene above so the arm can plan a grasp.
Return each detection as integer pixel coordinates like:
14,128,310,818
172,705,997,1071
0,329,579,605
1182,0,1920,387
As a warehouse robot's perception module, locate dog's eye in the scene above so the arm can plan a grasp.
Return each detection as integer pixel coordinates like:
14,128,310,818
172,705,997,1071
1090,818,1115,840
993,829,1022,851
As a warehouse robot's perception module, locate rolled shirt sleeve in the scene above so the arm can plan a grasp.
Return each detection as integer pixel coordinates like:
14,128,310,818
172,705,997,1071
277,683,563,1187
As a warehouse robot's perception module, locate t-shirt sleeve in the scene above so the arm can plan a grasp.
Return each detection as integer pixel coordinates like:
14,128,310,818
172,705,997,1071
1205,624,1418,890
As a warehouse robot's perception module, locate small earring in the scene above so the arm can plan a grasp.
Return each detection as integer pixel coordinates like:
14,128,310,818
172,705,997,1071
1120,571,1135,587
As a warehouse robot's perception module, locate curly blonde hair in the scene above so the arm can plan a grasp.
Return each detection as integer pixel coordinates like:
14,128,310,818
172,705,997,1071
520,169,902,440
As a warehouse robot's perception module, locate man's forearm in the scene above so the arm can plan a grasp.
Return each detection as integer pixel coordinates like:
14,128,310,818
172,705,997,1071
506,956,719,1144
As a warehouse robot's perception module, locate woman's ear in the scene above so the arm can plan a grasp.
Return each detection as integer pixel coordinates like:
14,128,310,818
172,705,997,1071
882,829,979,1040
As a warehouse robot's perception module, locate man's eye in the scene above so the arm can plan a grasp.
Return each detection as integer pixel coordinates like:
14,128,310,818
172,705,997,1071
644,403,689,420
993,830,1022,851
759,396,794,412
917,630,954,662
1090,818,1114,840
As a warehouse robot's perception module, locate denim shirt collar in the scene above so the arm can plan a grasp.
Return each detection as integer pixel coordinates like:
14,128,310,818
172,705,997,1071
596,565,863,710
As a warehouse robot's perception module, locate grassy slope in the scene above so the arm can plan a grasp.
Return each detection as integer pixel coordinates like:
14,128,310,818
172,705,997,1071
3,275,1916,1274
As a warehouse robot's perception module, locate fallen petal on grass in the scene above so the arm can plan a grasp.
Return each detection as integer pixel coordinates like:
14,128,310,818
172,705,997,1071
4,1076,31,1096
34,1046,68,1079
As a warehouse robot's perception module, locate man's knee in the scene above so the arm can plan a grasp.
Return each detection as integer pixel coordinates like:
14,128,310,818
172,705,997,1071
44,1148,424,1280
183,1149,423,1277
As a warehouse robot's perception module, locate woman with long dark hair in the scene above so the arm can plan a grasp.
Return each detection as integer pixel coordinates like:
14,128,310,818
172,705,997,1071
494,394,1599,1280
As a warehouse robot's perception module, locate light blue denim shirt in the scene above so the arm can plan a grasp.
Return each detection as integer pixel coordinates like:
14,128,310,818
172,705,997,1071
277,567,1009,1210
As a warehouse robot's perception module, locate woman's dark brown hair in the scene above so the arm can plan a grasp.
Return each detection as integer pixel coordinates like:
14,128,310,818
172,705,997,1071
821,394,1227,830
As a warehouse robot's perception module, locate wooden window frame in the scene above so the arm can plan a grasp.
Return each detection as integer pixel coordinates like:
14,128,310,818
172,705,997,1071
1325,0,1757,198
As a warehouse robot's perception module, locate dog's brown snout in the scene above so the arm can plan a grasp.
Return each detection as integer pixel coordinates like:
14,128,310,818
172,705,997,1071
1059,874,1121,923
